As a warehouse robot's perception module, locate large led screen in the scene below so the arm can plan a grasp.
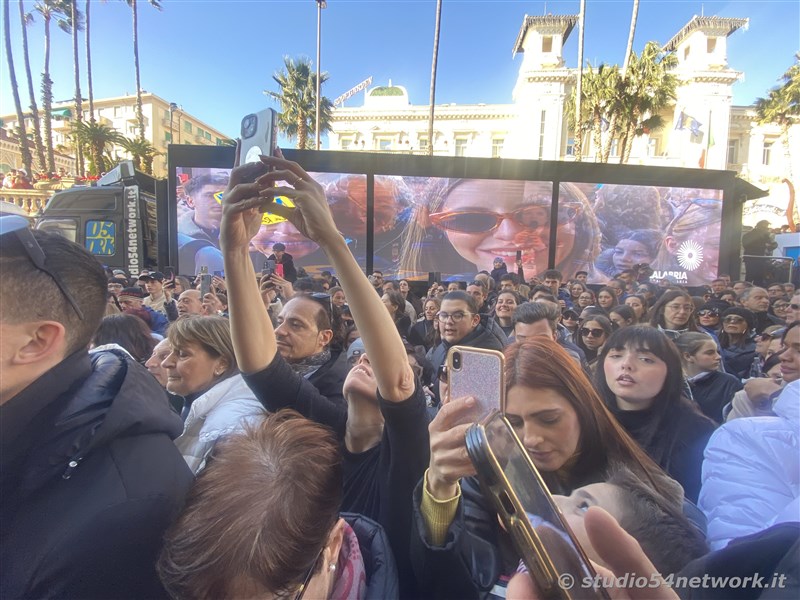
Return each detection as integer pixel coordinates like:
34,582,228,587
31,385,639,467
174,167,368,276
580,182,724,287
376,175,724,286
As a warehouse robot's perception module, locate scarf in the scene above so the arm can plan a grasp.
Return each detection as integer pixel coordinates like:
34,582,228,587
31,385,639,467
289,348,332,379
330,522,367,600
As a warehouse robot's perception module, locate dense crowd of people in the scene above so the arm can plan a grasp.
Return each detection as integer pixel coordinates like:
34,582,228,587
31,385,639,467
1,151,799,599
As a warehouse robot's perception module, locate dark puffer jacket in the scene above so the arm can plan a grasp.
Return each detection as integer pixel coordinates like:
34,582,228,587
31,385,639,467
343,512,400,599
1,349,193,599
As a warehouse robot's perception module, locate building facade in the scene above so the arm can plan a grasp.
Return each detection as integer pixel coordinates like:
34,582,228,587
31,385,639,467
329,14,798,223
0,92,231,178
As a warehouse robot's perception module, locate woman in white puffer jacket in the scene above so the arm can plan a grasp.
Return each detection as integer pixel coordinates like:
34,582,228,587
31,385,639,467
162,315,265,473
700,372,799,550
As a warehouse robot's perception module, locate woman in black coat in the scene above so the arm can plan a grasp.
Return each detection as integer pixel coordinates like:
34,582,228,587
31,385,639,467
675,331,743,424
718,307,757,380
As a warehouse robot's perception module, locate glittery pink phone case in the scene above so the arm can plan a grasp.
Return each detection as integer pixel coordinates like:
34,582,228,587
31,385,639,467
447,346,505,421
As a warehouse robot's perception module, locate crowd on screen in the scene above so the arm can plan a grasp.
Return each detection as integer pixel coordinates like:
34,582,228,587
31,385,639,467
2,152,799,599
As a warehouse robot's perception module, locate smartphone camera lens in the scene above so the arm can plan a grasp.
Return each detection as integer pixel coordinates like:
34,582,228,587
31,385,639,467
452,351,461,370
241,114,257,139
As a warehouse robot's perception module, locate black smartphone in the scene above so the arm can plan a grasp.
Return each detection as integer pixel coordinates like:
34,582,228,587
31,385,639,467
466,412,609,599
163,265,176,280
240,108,278,165
516,250,522,263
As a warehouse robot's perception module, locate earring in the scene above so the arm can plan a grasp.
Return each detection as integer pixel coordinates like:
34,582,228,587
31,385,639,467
329,563,336,572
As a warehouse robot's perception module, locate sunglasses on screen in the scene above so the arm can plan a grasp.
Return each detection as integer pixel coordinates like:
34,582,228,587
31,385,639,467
429,203,580,234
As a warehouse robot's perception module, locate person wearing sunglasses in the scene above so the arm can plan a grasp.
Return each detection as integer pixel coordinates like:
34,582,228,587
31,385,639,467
158,410,398,599
654,196,723,287
575,314,613,374
219,149,430,596
695,301,727,336
411,178,601,282
718,307,757,380
0,216,193,598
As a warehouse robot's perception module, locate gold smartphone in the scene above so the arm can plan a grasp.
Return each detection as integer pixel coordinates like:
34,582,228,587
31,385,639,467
465,411,609,599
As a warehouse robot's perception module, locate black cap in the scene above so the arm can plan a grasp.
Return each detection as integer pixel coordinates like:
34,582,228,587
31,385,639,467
272,243,286,251
138,271,164,282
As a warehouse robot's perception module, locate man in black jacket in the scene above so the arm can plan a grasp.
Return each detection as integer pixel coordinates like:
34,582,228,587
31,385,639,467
267,242,298,282
427,291,507,405
0,217,193,598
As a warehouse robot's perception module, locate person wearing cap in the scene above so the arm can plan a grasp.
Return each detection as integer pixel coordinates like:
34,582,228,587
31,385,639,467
266,242,297,283
117,287,169,336
140,272,179,320
0,216,192,598
719,307,757,380
220,152,430,596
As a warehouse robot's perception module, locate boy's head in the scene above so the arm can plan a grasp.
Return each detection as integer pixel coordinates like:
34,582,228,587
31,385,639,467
554,464,708,575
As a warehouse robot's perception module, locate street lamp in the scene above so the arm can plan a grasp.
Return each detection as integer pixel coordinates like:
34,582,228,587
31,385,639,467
315,0,327,150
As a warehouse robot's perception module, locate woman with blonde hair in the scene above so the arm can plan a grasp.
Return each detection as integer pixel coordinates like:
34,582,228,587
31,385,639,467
162,315,263,472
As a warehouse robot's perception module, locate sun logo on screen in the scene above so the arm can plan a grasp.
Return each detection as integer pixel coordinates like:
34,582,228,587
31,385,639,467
677,241,704,271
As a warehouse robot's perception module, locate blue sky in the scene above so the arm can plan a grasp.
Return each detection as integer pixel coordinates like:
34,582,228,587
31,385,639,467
1,0,798,144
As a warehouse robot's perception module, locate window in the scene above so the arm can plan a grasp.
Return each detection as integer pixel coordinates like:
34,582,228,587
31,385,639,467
36,218,77,243
647,138,659,156
707,38,717,53
375,137,392,151
683,45,691,61
418,136,429,152
538,110,547,158
454,137,468,157
727,139,739,164
165,132,172,143
492,137,504,158
762,141,773,165
113,106,121,117
184,121,193,134
341,138,352,150
565,137,575,157
196,127,206,139
610,138,620,157
542,36,553,53
204,131,212,141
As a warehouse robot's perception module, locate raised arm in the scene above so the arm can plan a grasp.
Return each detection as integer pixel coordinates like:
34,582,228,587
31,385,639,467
218,158,277,374
257,154,415,402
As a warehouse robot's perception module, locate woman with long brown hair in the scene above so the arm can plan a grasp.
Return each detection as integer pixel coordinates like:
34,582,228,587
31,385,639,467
412,338,695,598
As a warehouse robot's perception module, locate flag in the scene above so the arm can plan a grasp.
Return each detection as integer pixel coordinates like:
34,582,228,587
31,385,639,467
689,117,703,137
674,111,685,130
600,117,610,132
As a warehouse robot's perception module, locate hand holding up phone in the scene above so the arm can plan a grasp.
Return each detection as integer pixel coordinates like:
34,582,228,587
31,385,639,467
426,395,482,501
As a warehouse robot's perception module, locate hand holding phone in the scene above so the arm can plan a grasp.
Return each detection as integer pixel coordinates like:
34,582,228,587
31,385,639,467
426,395,482,501
446,347,505,419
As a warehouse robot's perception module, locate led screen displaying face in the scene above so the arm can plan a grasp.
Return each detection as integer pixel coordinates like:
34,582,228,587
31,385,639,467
174,167,372,276
378,176,724,286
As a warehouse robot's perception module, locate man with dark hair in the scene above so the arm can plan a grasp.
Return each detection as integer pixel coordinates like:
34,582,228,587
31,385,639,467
499,272,518,292
542,269,573,307
266,242,297,283
575,270,588,283
512,301,587,369
427,290,506,404
178,171,229,275
0,217,192,598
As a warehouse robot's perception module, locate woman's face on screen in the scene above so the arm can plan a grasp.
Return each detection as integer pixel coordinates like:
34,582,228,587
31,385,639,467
434,180,577,277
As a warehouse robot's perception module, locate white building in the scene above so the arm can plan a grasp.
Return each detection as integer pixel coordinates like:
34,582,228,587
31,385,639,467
329,13,798,215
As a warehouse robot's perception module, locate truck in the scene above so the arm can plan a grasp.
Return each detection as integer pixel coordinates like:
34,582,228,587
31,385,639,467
35,161,167,278
33,145,770,289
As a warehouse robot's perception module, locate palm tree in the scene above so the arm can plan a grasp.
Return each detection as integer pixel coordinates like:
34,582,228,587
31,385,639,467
4,0,33,175
427,0,443,156
69,1,85,176
125,0,162,142
616,41,678,163
565,63,619,162
622,0,640,79
755,54,800,183
118,136,160,174
34,0,73,174
84,0,94,122
69,120,123,175
19,1,46,172
266,56,333,149
573,0,586,161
